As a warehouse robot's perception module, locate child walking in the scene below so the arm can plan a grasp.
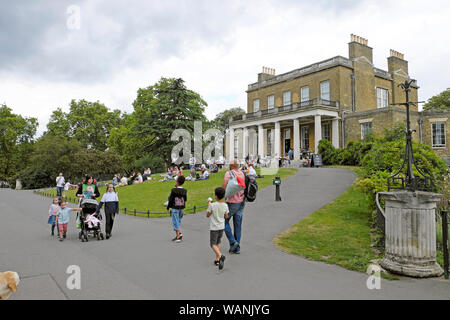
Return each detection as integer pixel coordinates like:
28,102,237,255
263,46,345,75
55,200,82,241
96,183,119,239
48,197,60,236
166,175,187,243
206,187,229,270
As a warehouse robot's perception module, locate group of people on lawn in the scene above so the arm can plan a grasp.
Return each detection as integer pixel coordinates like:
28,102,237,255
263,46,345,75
52,156,254,270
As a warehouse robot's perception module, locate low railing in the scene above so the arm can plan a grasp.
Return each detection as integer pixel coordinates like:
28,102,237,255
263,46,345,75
34,190,209,217
375,192,385,234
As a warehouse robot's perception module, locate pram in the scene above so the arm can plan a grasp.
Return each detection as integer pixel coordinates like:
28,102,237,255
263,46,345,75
78,198,104,242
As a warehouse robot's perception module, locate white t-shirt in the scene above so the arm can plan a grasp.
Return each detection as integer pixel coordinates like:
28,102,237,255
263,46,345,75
207,202,229,231
64,182,71,191
56,176,65,187
121,177,127,184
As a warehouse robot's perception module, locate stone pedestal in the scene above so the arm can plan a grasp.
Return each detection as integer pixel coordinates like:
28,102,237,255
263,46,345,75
15,179,22,190
379,191,443,278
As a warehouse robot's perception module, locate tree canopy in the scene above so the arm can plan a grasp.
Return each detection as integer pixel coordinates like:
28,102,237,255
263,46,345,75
46,99,123,151
423,89,450,111
0,105,37,181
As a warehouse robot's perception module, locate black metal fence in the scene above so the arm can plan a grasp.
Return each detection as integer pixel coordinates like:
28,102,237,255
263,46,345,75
34,189,209,217
438,210,449,279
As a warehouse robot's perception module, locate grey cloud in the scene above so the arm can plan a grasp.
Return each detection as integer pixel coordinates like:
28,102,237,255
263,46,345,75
0,0,243,83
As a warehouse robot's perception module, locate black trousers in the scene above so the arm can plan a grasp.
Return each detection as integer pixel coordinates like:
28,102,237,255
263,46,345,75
105,212,115,235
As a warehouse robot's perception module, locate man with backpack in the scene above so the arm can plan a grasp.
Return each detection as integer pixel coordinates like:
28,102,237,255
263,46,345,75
222,159,257,254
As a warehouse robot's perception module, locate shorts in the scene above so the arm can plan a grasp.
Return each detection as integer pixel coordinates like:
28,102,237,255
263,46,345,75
210,229,224,247
171,209,184,231
58,223,68,234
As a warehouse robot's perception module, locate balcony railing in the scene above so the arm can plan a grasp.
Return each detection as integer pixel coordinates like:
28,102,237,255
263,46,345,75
230,98,338,122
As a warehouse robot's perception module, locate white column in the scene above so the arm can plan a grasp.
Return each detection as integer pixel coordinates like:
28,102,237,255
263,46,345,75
258,124,264,158
274,122,281,158
293,118,300,161
332,118,339,148
243,127,248,159
314,114,322,153
229,128,234,160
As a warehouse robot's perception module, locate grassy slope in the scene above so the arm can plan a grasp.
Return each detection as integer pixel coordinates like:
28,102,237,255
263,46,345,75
41,168,298,217
274,166,384,274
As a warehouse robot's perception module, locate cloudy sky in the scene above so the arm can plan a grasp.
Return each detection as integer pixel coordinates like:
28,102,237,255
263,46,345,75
1,0,449,136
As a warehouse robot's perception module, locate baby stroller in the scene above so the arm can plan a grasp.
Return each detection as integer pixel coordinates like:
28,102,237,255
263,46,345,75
78,198,104,242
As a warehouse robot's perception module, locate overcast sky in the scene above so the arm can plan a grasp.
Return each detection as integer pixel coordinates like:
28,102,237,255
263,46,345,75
1,0,449,136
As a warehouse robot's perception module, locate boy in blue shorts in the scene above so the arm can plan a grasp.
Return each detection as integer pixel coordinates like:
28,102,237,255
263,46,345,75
167,175,187,243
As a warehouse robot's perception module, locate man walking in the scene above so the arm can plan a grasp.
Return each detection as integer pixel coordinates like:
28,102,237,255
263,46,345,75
222,159,246,254
56,173,65,197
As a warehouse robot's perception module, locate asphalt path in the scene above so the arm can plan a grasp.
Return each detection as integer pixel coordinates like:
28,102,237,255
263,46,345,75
1,168,449,299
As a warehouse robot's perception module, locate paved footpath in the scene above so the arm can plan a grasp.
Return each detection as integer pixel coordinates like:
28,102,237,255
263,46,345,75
1,168,449,299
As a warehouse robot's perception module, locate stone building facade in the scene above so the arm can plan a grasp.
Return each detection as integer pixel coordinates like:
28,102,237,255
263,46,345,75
227,35,449,165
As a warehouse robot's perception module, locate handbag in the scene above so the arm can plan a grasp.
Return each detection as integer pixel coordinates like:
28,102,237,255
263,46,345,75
224,170,246,199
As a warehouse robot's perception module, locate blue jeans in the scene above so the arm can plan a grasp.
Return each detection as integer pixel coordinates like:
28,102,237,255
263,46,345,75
56,186,63,197
225,201,245,250
171,209,184,231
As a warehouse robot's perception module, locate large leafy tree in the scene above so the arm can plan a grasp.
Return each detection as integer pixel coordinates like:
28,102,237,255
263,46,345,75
211,107,246,130
46,99,123,151
423,89,450,111
130,77,207,164
0,105,37,181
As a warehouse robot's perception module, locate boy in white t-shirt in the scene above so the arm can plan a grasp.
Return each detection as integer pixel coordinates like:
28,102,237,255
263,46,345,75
206,187,229,270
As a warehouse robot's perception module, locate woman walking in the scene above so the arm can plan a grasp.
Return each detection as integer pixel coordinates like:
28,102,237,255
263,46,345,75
96,184,119,239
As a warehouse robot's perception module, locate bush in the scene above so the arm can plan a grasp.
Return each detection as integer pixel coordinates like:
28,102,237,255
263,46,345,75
132,154,166,173
18,166,53,189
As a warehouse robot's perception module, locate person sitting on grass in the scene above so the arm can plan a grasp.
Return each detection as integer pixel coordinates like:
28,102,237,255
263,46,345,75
197,168,210,180
206,187,229,270
186,167,197,181
167,175,187,242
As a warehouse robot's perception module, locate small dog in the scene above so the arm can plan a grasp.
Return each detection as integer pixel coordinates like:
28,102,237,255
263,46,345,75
0,271,20,300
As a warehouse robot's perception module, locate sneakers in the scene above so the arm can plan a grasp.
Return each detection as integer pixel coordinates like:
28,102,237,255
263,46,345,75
218,255,226,270
106,234,110,239
229,242,239,253
59,237,64,242
214,260,219,266
63,233,67,239
172,233,183,242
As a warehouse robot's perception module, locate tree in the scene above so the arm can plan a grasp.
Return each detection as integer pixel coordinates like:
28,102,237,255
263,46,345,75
0,105,37,181
423,89,450,111
130,77,207,164
211,107,246,130
46,99,123,151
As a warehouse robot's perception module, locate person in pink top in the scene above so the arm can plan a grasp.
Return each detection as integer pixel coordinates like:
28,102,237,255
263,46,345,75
221,159,246,254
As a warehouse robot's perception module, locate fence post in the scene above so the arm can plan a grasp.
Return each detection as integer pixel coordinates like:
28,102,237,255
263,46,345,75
147,210,150,218
194,205,196,214
124,208,127,215
442,210,449,280
134,209,136,217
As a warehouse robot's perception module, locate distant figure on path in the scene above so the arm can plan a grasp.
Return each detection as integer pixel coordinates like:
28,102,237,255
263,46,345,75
56,173,65,197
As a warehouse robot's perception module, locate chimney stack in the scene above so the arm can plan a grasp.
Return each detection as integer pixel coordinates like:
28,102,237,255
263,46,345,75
258,66,276,82
348,33,372,63
388,49,408,74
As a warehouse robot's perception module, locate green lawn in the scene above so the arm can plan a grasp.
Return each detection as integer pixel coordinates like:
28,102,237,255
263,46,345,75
274,168,389,276
38,168,298,217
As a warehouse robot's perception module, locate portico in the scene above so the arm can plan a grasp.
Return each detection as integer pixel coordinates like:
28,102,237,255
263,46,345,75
228,102,340,162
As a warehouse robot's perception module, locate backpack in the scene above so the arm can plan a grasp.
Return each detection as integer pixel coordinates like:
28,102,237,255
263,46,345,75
244,174,258,202
224,170,246,199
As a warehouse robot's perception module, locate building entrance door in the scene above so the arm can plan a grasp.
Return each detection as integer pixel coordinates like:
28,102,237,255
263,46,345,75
284,139,291,154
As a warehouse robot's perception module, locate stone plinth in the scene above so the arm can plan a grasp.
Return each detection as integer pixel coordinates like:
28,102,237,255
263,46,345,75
379,191,443,277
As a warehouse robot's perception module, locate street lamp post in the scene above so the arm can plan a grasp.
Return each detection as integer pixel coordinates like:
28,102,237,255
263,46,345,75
387,79,433,192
